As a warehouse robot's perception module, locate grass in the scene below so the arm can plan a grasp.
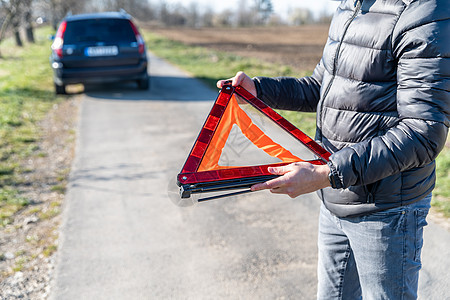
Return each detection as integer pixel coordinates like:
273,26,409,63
143,30,449,216
0,26,60,225
39,200,61,220
433,137,450,217
144,32,304,87
42,244,58,257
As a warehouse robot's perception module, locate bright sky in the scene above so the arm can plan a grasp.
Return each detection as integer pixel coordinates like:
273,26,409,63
165,0,341,18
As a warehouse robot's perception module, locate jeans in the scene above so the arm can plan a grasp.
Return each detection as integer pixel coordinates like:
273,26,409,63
317,194,431,300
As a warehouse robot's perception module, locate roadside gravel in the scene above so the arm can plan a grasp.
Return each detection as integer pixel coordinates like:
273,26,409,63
0,97,80,300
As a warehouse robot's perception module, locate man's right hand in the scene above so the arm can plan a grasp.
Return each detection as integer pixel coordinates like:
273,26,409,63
216,71,257,97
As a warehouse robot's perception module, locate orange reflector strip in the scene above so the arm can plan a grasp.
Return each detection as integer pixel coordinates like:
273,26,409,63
199,94,300,171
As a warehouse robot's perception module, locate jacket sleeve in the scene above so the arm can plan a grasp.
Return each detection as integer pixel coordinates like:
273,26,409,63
329,1,449,188
252,59,325,112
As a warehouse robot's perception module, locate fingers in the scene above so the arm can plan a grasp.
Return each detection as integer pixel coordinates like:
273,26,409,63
267,165,292,175
216,71,253,90
216,71,258,97
251,162,332,198
251,165,293,192
251,177,283,192
216,78,232,89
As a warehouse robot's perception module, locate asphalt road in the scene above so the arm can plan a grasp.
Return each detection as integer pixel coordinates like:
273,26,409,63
51,52,450,299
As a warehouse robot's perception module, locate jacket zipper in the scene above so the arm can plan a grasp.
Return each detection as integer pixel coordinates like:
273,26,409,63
318,0,373,202
317,0,363,140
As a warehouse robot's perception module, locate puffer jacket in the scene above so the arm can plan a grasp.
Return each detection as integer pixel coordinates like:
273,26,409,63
254,0,449,217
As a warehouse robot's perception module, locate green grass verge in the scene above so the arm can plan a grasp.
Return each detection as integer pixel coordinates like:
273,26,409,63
433,136,450,217
0,26,60,225
143,31,449,216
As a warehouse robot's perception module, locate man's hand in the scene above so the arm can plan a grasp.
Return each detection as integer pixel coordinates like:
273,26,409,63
251,162,331,198
216,71,257,97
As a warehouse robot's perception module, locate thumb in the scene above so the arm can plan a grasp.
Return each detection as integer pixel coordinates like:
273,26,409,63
216,79,231,89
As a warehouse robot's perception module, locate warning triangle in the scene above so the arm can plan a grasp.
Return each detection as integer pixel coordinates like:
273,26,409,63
177,84,330,200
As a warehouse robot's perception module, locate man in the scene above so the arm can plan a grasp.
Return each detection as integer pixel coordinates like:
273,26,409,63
217,0,448,298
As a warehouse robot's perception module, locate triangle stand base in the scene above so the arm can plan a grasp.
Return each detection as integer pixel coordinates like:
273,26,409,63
179,175,278,199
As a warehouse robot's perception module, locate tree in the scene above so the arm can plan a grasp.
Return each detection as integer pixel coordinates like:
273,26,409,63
23,0,34,43
288,7,313,26
0,11,12,55
200,7,214,27
236,0,254,27
212,9,233,27
158,0,169,25
0,0,23,47
317,9,333,24
186,2,198,28
166,4,186,26
254,0,273,25
35,0,88,30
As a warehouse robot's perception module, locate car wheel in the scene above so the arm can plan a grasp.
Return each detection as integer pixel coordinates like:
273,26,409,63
137,74,149,90
55,83,66,95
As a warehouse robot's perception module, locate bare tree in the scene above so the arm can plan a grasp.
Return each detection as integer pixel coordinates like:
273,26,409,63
1,0,23,47
130,0,156,22
212,9,233,27
289,7,313,26
96,0,154,21
154,1,186,26
23,0,34,43
236,0,253,27
158,0,169,25
267,14,285,26
0,12,12,55
200,7,214,27
254,0,273,25
35,0,88,30
317,9,333,24
186,2,198,28
166,4,186,26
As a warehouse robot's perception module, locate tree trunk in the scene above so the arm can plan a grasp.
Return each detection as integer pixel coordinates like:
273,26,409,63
24,10,35,43
26,26,34,43
14,30,23,47
10,2,23,47
51,0,58,30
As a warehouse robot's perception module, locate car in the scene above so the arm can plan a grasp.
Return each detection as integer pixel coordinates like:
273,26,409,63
50,11,149,94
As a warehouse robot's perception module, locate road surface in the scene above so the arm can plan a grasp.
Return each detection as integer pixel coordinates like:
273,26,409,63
51,52,450,299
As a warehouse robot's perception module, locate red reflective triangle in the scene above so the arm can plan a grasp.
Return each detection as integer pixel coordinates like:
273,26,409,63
177,84,330,187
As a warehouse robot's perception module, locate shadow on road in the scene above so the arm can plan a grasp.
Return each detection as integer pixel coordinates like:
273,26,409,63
80,75,218,102
69,163,158,197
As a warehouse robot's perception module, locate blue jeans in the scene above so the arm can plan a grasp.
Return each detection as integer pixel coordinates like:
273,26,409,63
317,194,431,300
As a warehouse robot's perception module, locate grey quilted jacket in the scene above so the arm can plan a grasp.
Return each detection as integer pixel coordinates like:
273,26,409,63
254,0,449,217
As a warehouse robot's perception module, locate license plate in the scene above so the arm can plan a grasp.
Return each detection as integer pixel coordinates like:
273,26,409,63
85,46,118,57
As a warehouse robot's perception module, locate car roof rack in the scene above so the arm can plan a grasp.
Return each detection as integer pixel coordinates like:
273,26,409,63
119,9,129,17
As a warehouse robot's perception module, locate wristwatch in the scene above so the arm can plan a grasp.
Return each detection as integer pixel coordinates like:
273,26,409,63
327,161,342,189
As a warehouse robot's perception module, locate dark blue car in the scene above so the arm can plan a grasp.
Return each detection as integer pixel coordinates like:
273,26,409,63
50,11,149,94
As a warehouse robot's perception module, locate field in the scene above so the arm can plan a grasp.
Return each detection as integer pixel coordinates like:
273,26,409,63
148,25,329,73
143,26,450,217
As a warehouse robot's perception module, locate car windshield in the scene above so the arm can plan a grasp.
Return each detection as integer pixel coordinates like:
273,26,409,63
64,18,137,43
